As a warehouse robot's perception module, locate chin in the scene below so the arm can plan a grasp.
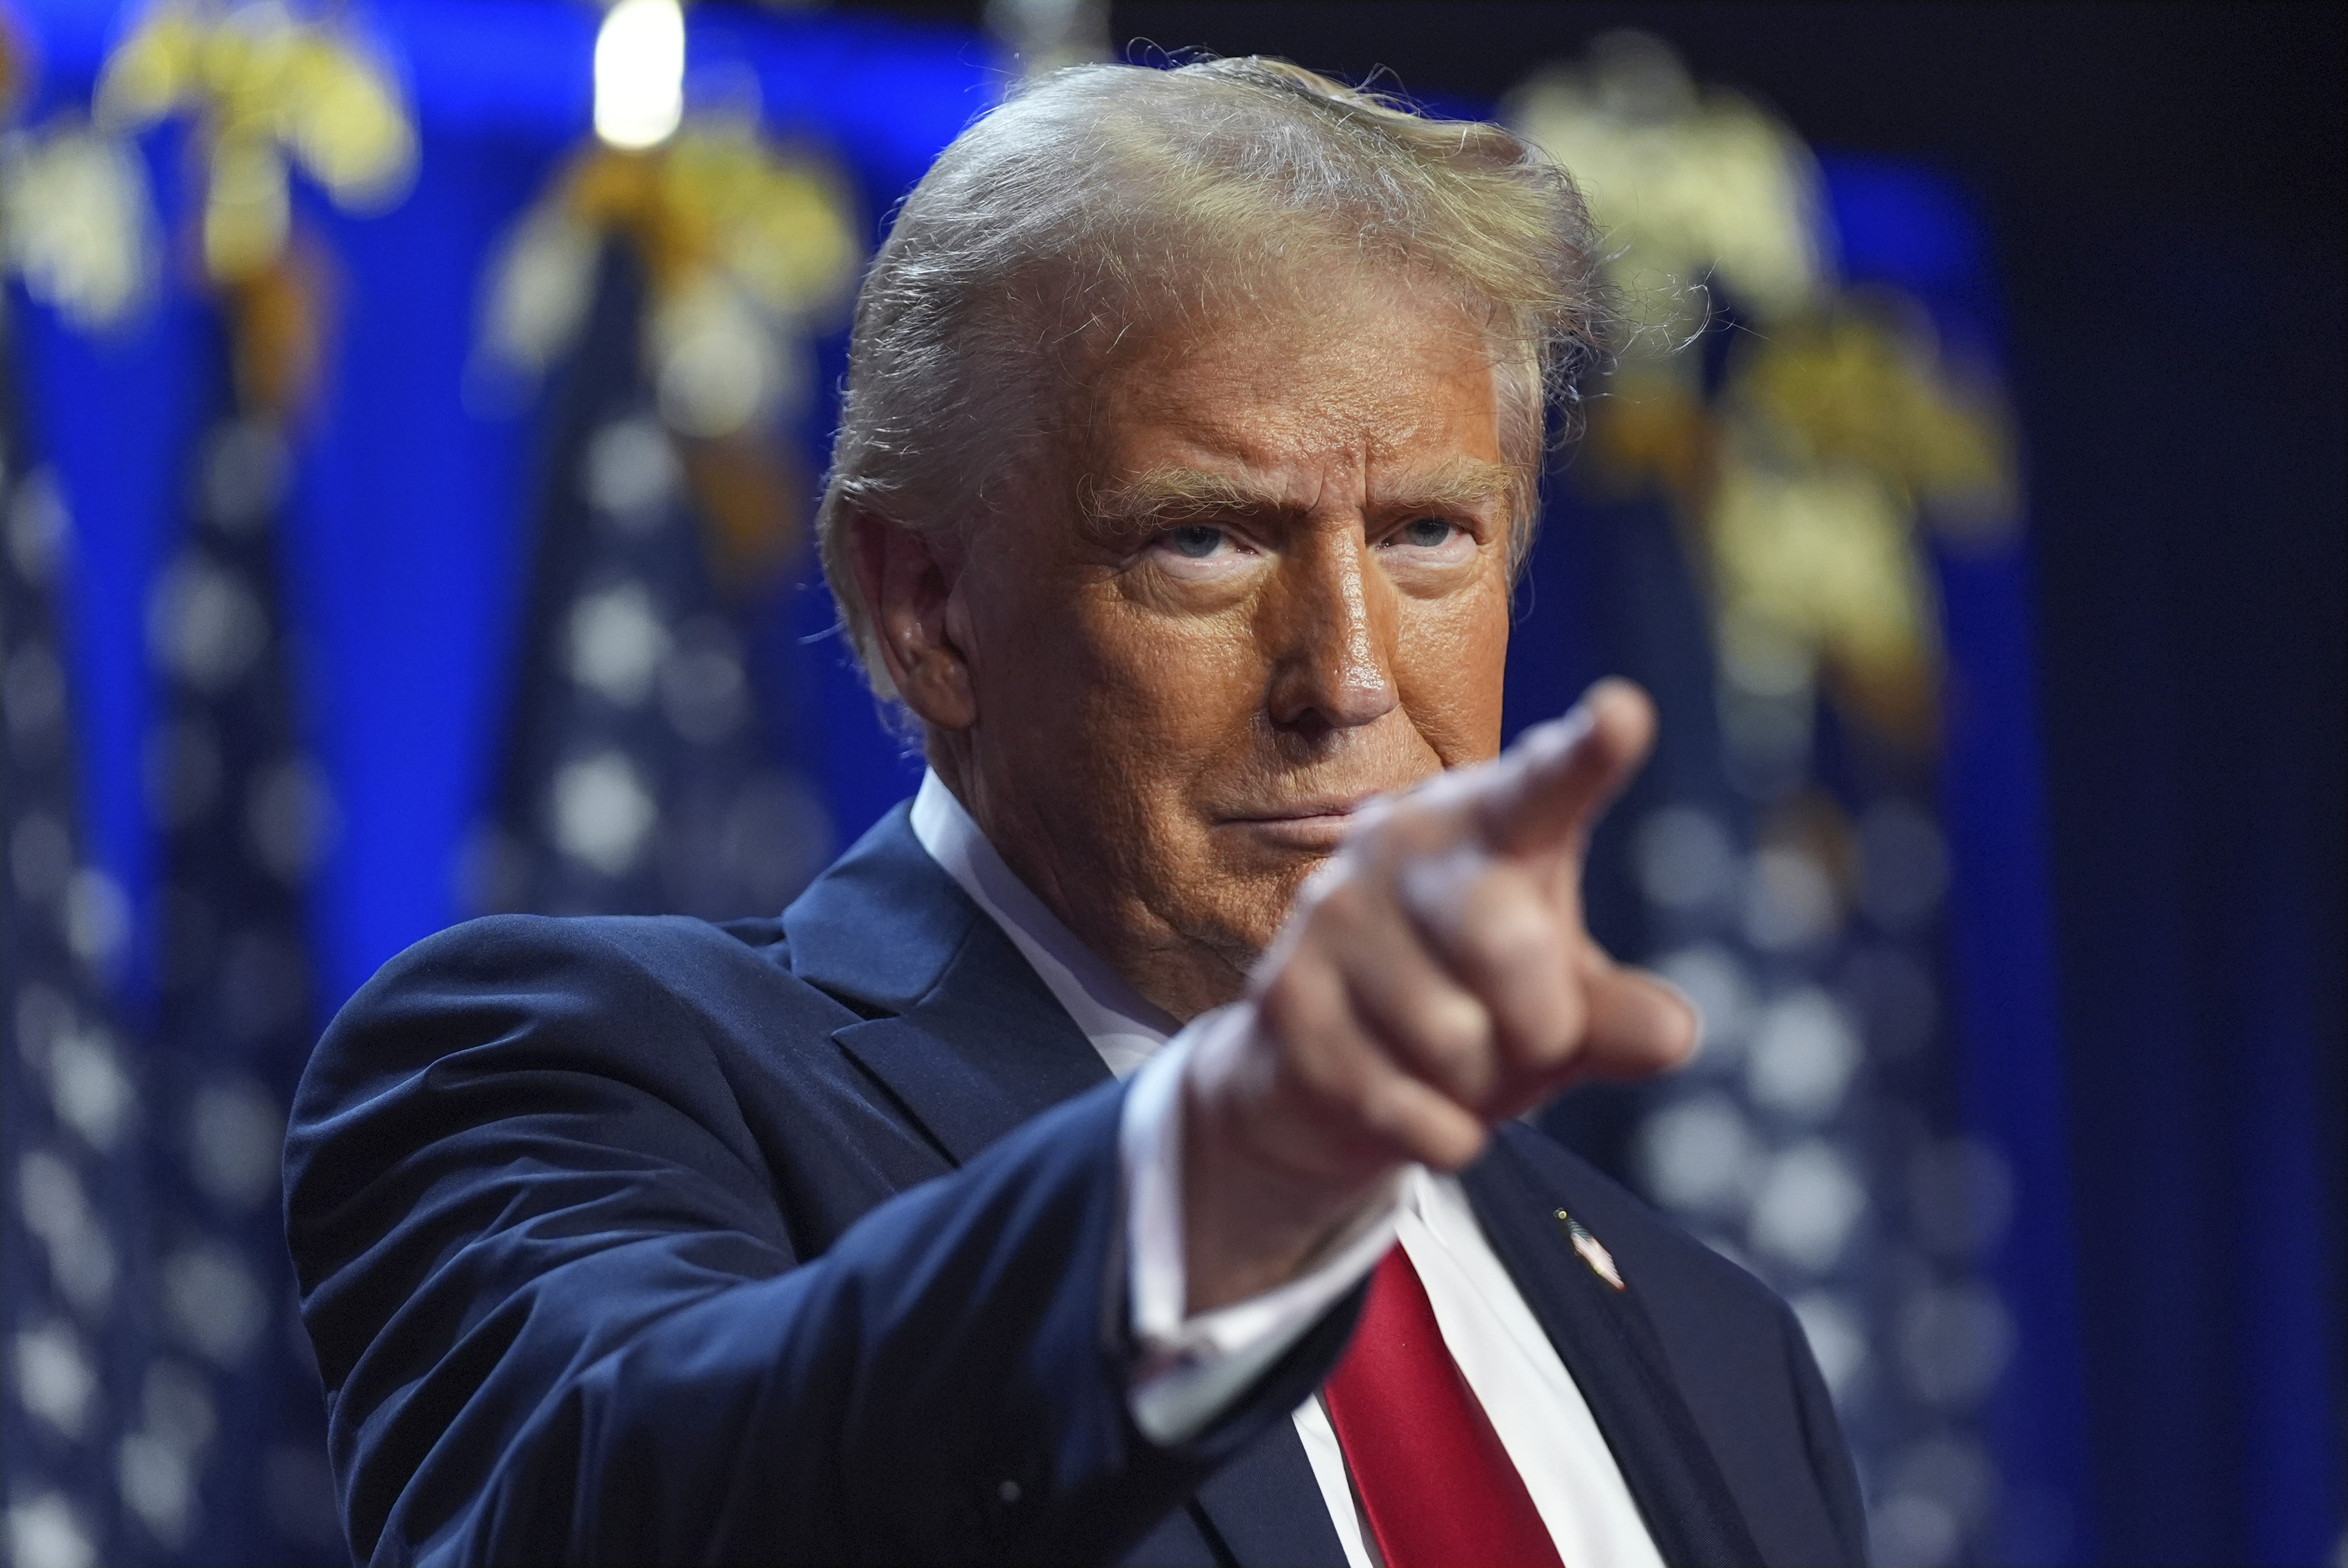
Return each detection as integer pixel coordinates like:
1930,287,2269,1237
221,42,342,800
1183,851,1325,960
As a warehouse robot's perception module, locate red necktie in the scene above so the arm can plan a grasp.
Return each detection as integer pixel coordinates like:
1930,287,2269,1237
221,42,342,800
1322,1247,1566,1568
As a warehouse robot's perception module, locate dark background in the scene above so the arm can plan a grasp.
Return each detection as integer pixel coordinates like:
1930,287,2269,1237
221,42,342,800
838,3,2348,1562
8,2,2333,1562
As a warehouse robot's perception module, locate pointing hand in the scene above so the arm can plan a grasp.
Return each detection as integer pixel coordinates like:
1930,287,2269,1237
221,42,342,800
1180,679,1698,1312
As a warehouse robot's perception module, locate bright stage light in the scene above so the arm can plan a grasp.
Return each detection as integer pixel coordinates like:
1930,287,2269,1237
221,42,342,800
593,0,686,151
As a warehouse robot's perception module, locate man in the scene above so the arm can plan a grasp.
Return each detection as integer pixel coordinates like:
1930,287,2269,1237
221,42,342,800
287,57,1865,1567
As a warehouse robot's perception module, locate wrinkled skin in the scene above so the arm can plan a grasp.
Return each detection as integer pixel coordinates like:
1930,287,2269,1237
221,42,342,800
860,270,1517,1018
850,268,1696,1311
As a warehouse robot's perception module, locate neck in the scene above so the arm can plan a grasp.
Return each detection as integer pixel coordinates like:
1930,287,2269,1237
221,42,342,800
926,736,1255,1023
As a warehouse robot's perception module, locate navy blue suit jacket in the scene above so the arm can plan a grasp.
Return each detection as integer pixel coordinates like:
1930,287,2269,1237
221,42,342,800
286,805,1865,1566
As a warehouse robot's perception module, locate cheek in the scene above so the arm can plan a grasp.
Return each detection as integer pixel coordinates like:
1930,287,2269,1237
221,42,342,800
990,587,1264,779
1080,602,1266,756
1395,581,1511,763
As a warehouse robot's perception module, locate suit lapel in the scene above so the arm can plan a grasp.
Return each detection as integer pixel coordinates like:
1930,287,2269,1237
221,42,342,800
831,989,1107,1167
783,805,1345,1565
1189,1420,1349,1567
784,804,1110,1166
1463,1130,1765,1568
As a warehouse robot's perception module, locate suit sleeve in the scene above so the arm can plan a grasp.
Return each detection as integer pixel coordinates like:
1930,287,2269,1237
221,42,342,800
283,916,1352,1567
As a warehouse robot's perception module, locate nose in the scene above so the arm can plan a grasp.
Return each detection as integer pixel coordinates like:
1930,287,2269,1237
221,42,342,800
1263,528,1399,741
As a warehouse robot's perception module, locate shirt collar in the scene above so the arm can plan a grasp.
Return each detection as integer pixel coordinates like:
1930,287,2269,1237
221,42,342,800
909,768,1180,1078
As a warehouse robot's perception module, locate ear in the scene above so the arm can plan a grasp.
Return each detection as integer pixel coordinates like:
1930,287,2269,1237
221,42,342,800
847,510,978,731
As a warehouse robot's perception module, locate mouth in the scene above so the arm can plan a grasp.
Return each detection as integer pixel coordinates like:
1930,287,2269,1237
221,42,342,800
1216,795,1379,851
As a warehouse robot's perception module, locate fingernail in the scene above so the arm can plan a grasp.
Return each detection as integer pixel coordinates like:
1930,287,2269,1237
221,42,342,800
1657,976,1705,1059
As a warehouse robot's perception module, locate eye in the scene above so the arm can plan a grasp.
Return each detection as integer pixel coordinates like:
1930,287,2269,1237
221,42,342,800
1393,517,1458,549
1138,522,1256,581
1163,525,1228,559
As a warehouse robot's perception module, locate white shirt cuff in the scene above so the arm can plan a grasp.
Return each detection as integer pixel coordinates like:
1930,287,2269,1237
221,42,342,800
1119,1008,1402,1447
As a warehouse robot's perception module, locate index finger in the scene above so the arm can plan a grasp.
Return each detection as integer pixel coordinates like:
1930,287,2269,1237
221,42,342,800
1474,678,1657,860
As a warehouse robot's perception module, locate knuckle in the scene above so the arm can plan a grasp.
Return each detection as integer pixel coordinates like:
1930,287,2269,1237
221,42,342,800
1312,876,1375,932
1362,796,1457,863
1255,982,1356,1083
1459,876,1561,975
1406,989,1490,1066
1255,968,1325,1047
1280,1027,1369,1110
1501,969,1586,1065
1394,843,1490,932
1354,1075,1425,1144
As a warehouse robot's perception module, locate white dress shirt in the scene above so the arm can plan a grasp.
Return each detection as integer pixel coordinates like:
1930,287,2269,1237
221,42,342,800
909,771,1665,1568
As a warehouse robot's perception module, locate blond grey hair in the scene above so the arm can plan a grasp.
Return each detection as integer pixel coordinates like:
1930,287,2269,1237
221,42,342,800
817,56,1611,694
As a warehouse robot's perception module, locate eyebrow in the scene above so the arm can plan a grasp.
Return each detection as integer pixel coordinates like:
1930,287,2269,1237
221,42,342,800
1082,458,1521,541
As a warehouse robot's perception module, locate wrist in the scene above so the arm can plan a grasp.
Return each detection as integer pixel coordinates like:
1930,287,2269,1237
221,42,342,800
1179,1025,1401,1313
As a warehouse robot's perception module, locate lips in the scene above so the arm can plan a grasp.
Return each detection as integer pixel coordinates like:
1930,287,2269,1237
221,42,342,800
1216,793,1382,850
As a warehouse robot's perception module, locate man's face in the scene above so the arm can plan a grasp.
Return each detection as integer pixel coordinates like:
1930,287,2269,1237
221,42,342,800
934,269,1518,1018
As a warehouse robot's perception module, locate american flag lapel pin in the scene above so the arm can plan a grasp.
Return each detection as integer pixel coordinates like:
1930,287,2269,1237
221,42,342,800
1554,1209,1625,1290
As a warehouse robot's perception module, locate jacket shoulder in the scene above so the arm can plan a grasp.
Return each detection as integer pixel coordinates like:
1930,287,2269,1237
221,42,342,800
289,913,882,1224
336,909,795,1003
312,912,838,1066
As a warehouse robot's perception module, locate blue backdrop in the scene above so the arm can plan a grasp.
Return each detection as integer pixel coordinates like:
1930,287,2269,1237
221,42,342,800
7,3,2338,1565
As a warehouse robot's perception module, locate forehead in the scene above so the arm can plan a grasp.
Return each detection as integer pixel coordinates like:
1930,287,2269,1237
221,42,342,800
1082,270,1515,490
